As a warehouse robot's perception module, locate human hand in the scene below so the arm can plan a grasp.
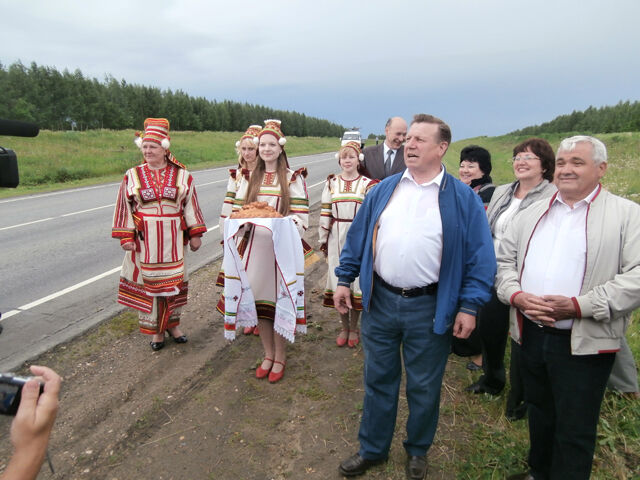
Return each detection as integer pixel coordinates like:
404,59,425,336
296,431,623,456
121,242,135,251
319,243,328,257
512,292,555,323
541,295,577,320
189,236,202,251
453,312,476,339
4,365,61,480
333,286,352,314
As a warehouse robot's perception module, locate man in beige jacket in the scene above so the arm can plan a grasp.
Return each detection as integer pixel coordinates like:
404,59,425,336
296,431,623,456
496,135,640,480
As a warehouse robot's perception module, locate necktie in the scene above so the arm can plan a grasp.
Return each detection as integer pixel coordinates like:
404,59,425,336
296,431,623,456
384,150,393,176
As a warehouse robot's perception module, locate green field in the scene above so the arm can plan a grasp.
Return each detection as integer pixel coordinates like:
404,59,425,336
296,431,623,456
442,131,640,202
0,130,341,198
3,130,639,203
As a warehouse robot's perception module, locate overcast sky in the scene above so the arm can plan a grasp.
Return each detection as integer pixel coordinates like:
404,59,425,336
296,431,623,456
2,0,639,139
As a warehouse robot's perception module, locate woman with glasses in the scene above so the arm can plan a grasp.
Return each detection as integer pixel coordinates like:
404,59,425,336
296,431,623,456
466,138,556,421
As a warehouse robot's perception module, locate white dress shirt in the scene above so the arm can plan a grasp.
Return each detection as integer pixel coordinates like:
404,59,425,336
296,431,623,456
374,168,444,287
383,143,398,170
520,185,600,329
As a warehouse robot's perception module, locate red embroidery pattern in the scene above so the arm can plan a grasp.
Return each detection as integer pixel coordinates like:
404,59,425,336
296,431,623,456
135,164,179,203
263,172,276,185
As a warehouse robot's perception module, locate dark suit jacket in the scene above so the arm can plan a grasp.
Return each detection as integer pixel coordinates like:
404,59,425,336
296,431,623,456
362,143,405,180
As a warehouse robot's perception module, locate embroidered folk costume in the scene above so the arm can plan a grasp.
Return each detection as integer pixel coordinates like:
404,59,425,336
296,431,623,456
319,173,378,309
216,165,310,336
217,119,310,343
112,118,206,334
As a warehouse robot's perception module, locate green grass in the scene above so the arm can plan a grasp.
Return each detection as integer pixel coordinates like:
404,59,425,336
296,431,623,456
452,314,640,479
0,129,341,198
444,131,640,202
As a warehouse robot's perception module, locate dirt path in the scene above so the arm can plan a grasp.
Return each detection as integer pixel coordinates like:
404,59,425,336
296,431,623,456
1,203,469,480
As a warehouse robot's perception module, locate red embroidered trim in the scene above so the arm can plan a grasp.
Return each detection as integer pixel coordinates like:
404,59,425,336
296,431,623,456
263,172,276,185
135,164,179,203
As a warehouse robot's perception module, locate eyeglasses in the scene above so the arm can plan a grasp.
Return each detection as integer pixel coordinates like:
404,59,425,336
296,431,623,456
512,154,540,163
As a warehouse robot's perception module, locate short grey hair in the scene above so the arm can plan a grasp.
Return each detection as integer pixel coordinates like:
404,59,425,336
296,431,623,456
557,135,607,165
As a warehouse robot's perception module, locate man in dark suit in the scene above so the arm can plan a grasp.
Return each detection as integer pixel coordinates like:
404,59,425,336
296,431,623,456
363,117,407,180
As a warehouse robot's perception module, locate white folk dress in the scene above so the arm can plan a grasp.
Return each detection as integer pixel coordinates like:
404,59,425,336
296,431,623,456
318,174,378,310
112,160,207,334
217,168,309,338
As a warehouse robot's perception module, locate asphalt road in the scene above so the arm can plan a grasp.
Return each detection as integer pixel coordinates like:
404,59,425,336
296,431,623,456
0,152,337,370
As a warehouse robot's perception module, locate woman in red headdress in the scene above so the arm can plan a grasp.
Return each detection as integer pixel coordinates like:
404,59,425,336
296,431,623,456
112,118,207,352
217,119,309,383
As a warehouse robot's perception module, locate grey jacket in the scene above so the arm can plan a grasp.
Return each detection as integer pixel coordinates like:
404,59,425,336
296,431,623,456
496,187,640,355
486,179,556,235
362,143,405,180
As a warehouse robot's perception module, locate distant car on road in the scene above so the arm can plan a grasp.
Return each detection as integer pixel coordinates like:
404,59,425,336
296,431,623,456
341,130,363,148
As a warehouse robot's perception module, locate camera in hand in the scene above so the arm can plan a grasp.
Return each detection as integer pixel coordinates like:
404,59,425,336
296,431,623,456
0,373,44,415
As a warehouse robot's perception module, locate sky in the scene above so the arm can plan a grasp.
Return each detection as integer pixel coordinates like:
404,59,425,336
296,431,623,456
2,0,639,140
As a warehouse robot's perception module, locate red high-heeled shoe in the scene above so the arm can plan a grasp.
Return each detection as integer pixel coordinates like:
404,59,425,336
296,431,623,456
268,361,286,383
336,329,349,347
348,330,360,348
256,357,273,379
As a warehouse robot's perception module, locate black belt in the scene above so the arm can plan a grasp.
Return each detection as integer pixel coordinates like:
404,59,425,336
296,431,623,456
540,324,571,336
374,272,438,297
525,318,571,336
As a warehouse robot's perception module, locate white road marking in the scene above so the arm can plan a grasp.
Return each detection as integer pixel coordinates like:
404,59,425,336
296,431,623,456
61,204,115,217
1,266,122,320
1,204,115,230
0,217,55,231
0,183,120,204
197,179,227,187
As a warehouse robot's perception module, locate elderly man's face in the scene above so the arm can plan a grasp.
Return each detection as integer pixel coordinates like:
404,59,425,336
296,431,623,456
404,122,447,173
384,119,407,150
555,142,607,202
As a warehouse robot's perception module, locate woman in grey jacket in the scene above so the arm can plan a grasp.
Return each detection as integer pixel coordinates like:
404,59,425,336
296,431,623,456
466,138,556,420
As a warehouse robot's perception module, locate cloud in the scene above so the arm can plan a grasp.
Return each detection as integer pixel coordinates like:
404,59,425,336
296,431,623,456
2,0,640,138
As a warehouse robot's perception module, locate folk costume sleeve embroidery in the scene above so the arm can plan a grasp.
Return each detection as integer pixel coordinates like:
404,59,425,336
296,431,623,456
219,167,251,231
216,168,250,287
111,163,206,333
319,175,378,309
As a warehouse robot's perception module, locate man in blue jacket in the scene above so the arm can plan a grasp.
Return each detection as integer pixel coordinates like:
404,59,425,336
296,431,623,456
334,114,495,479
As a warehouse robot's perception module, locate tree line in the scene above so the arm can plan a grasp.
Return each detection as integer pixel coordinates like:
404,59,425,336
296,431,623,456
0,60,345,136
511,100,640,135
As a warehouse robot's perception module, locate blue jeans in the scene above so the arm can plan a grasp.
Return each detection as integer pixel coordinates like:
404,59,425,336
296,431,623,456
358,282,451,459
521,319,615,480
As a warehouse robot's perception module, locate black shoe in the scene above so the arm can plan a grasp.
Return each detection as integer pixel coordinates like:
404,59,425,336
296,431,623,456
338,453,386,477
150,340,165,351
506,473,535,480
171,335,188,344
466,361,482,371
406,455,428,480
465,381,502,395
506,404,527,421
